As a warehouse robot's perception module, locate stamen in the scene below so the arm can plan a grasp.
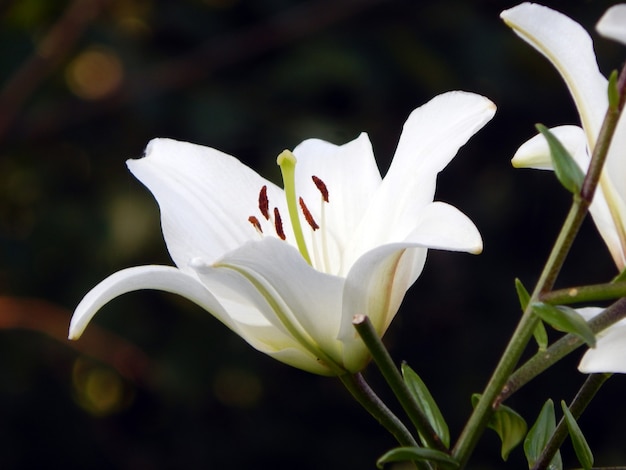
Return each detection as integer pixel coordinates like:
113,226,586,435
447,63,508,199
248,216,263,234
259,185,270,220
312,175,329,202
299,197,319,230
277,150,312,264
273,207,286,240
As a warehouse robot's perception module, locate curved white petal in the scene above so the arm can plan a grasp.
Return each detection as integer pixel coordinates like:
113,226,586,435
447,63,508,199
597,5,626,45
501,3,608,146
511,125,588,170
127,138,289,269
346,91,495,267
70,264,333,375
339,244,426,371
579,318,626,373
405,201,483,254
69,265,236,339
192,237,348,374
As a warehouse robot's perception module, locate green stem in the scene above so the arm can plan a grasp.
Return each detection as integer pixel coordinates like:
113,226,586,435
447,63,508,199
532,373,611,470
540,281,626,305
353,315,448,453
453,65,626,468
452,201,587,467
497,297,626,405
339,372,418,448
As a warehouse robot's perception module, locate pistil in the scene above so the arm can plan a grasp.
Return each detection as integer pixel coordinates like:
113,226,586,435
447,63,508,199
277,150,313,265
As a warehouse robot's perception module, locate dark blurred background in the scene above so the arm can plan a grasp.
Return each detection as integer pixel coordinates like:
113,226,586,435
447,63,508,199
1,0,624,468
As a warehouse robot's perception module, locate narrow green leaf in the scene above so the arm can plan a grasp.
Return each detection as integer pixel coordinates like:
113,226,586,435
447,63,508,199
608,69,620,111
531,302,596,347
402,362,450,448
524,399,562,470
376,446,459,469
536,124,585,194
471,394,527,460
515,279,547,350
560,400,594,470
515,278,530,310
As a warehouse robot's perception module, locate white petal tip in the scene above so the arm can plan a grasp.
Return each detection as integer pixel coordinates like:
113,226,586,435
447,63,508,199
597,5,626,45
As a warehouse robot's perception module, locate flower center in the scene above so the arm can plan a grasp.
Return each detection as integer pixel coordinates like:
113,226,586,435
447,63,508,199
248,150,330,268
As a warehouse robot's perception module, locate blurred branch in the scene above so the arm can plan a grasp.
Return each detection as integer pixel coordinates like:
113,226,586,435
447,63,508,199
0,0,110,143
0,296,151,383
15,0,390,141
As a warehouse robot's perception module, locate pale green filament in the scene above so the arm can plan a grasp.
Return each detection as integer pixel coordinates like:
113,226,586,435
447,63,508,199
277,150,312,265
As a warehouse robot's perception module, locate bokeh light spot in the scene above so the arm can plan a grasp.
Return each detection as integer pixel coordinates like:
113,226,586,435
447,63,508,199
65,47,124,100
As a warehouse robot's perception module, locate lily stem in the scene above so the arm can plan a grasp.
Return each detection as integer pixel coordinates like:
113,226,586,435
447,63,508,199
338,372,418,449
352,314,448,453
452,63,626,468
532,373,611,470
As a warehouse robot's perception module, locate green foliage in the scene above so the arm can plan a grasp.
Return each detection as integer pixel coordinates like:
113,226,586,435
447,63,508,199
524,399,562,470
402,362,450,448
536,124,585,195
531,302,596,347
561,400,594,470
515,278,547,351
376,446,459,469
471,394,527,461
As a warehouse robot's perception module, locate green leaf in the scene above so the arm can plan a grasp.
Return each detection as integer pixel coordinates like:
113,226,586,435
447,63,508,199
524,399,562,470
561,400,594,470
402,362,450,448
531,302,596,347
515,278,531,310
376,446,459,469
515,279,547,351
608,69,620,111
536,124,585,195
471,394,527,460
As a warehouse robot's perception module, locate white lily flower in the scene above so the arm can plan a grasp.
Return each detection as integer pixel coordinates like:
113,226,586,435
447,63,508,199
502,3,626,374
70,91,494,376
502,2,626,271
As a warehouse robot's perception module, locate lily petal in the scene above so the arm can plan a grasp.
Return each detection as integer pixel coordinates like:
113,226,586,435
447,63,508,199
577,307,626,374
511,125,588,170
501,3,608,146
127,138,288,270
347,91,495,266
339,243,426,372
69,265,236,339
193,237,347,374
292,133,382,267
597,4,626,46
405,201,483,254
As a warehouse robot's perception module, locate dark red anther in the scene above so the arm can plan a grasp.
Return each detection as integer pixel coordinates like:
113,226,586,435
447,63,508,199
312,176,329,202
259,185,270,219
299,197,319,230
248,216,263,233
273,207,286,240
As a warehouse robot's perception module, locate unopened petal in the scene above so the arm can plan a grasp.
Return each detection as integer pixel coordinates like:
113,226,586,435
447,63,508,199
127,138,288,270
597,4,626,46
501,3,608,146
